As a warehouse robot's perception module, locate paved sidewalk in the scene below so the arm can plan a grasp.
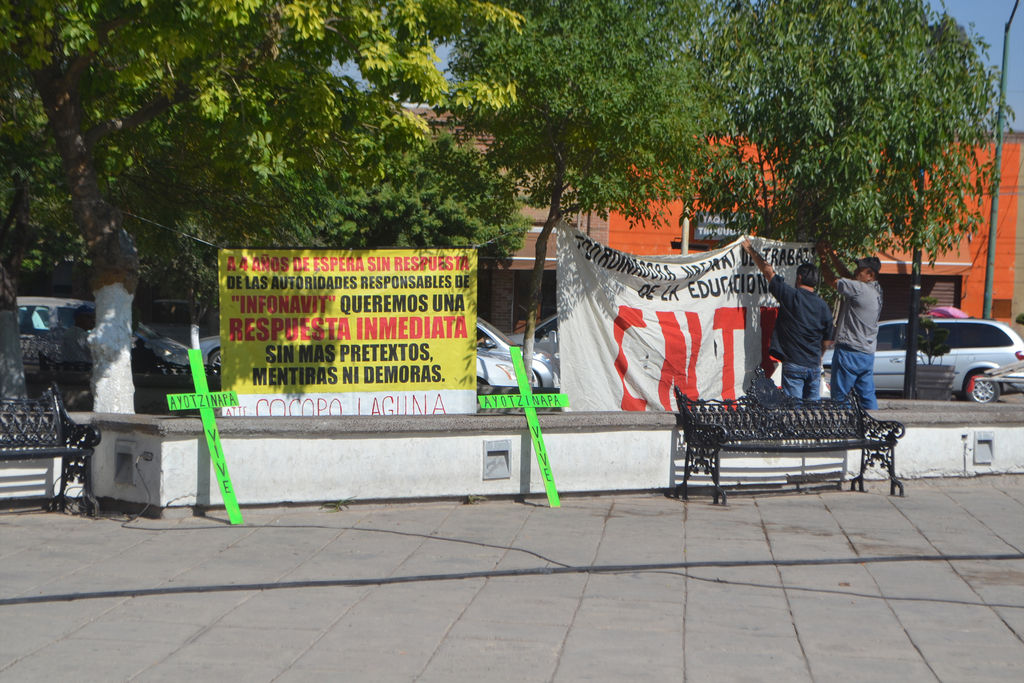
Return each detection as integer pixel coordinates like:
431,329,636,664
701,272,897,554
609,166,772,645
2,477,1024,682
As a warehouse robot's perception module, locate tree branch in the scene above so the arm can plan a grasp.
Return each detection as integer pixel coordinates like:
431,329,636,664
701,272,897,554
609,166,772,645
84,84,190,148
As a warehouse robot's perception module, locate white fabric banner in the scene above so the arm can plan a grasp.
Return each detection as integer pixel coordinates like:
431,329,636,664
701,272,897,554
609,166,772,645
557,228,814,411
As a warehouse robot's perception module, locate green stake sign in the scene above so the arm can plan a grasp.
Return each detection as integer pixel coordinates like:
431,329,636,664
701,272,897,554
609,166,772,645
477,346,568,507
167,348,243,525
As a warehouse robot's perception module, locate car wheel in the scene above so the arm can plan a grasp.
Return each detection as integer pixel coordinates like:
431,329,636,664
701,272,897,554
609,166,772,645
964,371,999,403
208,348,221,368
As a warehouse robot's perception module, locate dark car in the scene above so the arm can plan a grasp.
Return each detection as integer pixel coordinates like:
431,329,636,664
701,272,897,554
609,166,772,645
17,297,191,372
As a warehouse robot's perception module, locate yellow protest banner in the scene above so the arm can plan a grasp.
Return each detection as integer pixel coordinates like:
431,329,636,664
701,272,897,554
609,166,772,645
218,248,477,416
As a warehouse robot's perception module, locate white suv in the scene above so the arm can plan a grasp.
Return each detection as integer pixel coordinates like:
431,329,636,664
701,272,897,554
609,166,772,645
822,318,1024,403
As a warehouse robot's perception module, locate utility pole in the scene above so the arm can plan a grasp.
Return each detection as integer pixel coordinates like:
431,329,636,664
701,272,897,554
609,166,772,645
983,0,1019,319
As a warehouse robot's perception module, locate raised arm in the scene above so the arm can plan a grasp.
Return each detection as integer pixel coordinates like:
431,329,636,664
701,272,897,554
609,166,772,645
815,241,851,285
742,237,776,281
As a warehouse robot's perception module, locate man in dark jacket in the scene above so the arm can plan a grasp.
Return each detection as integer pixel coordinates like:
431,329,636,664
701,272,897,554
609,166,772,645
743,238,834,400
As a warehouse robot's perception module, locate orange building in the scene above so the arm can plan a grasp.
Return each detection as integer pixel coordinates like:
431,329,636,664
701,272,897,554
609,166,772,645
479,135,1023,337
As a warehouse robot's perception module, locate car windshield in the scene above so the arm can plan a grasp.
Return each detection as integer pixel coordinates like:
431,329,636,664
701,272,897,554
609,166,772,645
136,322,162,339
477,318,514,346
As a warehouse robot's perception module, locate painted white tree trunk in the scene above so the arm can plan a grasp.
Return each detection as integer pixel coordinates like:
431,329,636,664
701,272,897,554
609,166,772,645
0,310,27,398
90,284,135,413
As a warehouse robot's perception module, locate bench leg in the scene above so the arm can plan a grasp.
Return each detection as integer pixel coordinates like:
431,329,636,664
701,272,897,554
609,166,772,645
55,453,98,515
849,449,867,493
887,448,904,497
681,446,693,500
711,451,727,505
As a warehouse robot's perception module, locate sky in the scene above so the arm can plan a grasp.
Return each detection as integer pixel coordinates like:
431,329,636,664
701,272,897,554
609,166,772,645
935,0,1023,132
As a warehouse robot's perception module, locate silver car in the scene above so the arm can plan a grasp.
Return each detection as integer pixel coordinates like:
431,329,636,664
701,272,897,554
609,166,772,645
477,318,559,389
823,318,1024,403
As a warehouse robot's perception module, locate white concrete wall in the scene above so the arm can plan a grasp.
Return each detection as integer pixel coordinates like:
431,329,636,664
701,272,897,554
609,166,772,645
91,425,674,508
84,404,1024,511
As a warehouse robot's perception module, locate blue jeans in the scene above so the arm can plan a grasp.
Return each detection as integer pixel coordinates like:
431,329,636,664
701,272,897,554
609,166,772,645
781,363,822,401
830,346,878,409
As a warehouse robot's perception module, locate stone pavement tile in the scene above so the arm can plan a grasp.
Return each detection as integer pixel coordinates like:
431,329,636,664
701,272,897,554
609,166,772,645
444,617,568,644
919,643,1024,683
845,530,938,558
581,570,687,604
868,559,984,602
136,623,322,679
419,635,561,683
216,585,370,630
393,546,509,577
889,601,1023,649
687,601,797,640
776,561,882,596
487,572,589,600
685,576,784,613
492,510,609,570
0,609,123,669
822,494,917,531
431,501,532,540
953,558,1024,603
102,591,254,625
461,584,581,627
296,617,447,676
2,635,185,681
68,615,203,644
684,635,810,682
134,659,290,682
555,625,683,682
570,596,684,634
682,504,767,541
680,538,773,563
806,653,934,682
787,593,916,656
938,487,1024,541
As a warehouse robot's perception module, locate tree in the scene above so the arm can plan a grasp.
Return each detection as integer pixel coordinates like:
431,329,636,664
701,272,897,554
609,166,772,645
695,0,997,256
450,0,713,364
281,133,529,253
0,69,76,397
1,0,519,410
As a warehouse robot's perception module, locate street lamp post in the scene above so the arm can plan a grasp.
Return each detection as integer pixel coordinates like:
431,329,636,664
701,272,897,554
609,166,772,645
983,0,1019,319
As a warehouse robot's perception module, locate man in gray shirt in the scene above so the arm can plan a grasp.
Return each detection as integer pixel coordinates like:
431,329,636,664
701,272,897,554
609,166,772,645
822,253,883,409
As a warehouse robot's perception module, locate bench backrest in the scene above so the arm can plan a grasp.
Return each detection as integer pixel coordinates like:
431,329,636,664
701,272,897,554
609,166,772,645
0,387,66,449
678,394,865,441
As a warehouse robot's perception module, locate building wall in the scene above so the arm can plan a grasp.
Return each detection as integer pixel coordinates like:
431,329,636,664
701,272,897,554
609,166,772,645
479,212,608,333
602,137,1024,333
961,137,1021,330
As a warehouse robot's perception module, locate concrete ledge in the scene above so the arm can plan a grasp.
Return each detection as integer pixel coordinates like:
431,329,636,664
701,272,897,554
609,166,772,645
73,401,1024,513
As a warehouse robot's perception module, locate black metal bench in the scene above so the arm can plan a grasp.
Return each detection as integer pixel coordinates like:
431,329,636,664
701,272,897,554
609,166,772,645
0,384,101,513
673,369,905,504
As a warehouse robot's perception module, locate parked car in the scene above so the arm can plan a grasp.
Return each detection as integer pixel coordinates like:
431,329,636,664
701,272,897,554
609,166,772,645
199,335,221,368
509,314,560,376
17,297,191,372
822,318,1024,403
477,318,559,389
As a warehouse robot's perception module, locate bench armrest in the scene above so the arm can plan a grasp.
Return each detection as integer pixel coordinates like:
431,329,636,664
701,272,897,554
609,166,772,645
861,414,905,445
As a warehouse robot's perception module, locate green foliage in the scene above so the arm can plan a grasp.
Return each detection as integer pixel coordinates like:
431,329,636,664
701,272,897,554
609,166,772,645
295,133,529,255
450,0,712,221
696,0,998,256
917,296,950,364
1,0,523,314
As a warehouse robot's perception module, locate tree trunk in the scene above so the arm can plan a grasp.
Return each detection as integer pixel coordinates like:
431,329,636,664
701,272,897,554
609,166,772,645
32,65,139,413
521,180,564,380
0,176,31,398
